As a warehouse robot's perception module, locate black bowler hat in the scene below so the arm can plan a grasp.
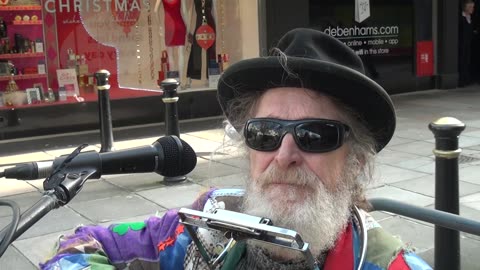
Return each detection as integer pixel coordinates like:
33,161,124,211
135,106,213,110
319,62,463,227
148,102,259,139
217,28,395,152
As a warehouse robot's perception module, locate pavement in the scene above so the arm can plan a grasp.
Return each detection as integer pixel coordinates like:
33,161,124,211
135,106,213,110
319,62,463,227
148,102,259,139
1,85,480,269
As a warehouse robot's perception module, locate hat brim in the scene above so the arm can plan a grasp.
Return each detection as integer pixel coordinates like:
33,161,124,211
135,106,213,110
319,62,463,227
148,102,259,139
217,56,396,152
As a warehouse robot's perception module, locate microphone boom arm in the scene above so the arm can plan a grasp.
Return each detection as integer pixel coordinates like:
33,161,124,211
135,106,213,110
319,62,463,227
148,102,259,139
0,169,97,252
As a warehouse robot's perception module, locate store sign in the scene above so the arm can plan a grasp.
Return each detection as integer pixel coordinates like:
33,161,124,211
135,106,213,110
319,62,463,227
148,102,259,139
44,0,151,13
310,0,413,79
416,41,434,77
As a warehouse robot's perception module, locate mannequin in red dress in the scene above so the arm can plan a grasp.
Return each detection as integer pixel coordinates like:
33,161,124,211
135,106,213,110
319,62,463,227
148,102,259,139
155,0,187,82
161,0,186,46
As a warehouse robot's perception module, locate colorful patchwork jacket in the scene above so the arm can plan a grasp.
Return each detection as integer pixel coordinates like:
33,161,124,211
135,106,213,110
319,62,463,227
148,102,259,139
40,189,432,270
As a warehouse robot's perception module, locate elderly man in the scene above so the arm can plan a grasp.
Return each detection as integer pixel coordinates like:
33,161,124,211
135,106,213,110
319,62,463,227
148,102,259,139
41,28,431,270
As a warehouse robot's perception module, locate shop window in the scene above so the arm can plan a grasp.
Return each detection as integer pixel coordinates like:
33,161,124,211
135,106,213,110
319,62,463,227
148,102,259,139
0,0,259,108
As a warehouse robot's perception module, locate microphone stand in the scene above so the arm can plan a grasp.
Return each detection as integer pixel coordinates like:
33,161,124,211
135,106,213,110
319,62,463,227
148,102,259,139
0,169,96,251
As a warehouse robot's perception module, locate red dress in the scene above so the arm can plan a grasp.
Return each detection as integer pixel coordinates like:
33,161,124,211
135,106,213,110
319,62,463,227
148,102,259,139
163,0,186,46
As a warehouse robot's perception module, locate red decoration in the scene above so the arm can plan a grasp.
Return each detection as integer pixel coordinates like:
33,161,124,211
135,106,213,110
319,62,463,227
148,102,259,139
195,24,216,50
111,0,142,36
157,225,185,251
416,40,434,77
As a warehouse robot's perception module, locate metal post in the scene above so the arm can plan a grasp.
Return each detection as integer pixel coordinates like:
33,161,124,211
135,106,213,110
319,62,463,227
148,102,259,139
161,78,186,183
6,108,20,126
161,79,181,137
428,117,465,270
95,70,114,153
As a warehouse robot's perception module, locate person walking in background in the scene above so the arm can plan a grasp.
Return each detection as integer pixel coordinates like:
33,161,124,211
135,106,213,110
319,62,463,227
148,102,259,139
459,0,475,87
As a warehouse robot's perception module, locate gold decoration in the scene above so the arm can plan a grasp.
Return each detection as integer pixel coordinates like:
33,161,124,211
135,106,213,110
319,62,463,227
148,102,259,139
4,77,26,106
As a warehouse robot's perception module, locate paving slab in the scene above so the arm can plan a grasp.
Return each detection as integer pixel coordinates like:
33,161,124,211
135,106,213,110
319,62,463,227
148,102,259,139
0,191,43,218
0,178,37,197
196,172,248,189
372,164,430,185
0,151,53,165
376,149,433,169
103,172,173,192
391,175,480,197
185,128,228,143
460,192,480,211
137,183,206,209
367,186,434,207
189,159,245,182
68,194,162,223
388,141,435,157
385,136,415,146
178,134,223,154
417,236,480,270
13,229,72,268
0,246,38,270
43,145,101,158
459,165,480,185
0,206,90,240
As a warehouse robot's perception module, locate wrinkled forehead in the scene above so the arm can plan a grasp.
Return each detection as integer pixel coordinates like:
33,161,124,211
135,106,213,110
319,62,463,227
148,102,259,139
253,87,346,122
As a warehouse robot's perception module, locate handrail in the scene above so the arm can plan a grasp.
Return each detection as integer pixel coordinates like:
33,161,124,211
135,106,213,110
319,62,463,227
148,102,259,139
368,198,480,236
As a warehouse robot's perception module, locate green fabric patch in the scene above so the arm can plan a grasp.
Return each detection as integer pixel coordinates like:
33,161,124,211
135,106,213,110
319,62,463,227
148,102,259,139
365,227,404,268
111,222,146,236
89,254,116,270
221,241,247,270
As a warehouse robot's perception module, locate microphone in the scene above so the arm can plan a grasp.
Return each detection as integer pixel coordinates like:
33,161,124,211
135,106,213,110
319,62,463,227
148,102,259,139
2,136,197,180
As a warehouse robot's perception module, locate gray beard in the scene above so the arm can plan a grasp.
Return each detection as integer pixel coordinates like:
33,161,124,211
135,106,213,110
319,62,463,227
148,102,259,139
241,165,355,260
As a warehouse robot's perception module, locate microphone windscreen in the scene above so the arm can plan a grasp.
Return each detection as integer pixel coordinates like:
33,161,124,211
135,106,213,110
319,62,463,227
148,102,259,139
158,136,197,176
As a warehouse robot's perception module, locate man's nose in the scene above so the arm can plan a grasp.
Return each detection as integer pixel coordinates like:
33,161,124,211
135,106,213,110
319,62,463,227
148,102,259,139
274,134,303,169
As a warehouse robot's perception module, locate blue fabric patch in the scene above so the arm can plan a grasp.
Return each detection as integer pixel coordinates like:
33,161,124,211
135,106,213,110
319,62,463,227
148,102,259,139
57,254,91,270
159,231,192,270
362,261,385,270
403,252,433,270
352,221,360,270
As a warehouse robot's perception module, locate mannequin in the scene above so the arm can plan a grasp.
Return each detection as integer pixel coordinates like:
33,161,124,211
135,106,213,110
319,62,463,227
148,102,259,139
187,0,216,81
155,0,188,83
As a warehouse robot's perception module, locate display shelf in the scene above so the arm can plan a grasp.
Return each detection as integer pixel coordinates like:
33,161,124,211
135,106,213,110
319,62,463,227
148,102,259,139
0,73,46,81
0,52,44,59
12,20,42,25
0,5,42,11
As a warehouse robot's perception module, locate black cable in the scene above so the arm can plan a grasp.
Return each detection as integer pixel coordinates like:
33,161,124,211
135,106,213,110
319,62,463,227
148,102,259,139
0,171,4,178
0,200,21,257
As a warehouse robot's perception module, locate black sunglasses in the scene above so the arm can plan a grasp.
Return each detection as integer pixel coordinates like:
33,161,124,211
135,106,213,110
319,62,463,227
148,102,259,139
244,118,351,153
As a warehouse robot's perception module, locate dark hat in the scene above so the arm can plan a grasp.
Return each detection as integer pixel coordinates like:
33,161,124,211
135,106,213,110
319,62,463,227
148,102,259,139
217,28,395,152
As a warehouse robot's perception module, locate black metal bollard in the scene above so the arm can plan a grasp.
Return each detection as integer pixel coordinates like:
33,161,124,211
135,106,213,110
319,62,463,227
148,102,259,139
95,70,114,153
6,108,20,126
429,117,466,270
161,79,181,137
161,78,186,183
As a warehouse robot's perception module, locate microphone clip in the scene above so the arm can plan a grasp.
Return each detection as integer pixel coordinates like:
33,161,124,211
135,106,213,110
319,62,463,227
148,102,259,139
42,144,96,206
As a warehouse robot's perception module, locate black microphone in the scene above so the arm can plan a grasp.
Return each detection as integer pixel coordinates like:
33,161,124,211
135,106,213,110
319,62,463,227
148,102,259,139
2,136,197,180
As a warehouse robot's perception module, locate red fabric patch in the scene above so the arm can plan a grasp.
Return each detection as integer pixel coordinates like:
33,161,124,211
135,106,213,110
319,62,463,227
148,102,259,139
157,224,185,251
389,251,410,269
324,224,354,270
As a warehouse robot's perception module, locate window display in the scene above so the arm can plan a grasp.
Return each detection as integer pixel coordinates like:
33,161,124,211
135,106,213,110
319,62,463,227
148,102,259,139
0,0,259,110
0,1,47,107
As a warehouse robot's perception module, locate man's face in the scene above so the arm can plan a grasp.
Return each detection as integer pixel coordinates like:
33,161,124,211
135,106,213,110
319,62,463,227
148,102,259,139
242,87,358,256
249,87,350,201
465,3,475,15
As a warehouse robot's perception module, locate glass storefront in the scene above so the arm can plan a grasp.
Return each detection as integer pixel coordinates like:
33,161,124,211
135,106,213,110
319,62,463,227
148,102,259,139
0,0,259,108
